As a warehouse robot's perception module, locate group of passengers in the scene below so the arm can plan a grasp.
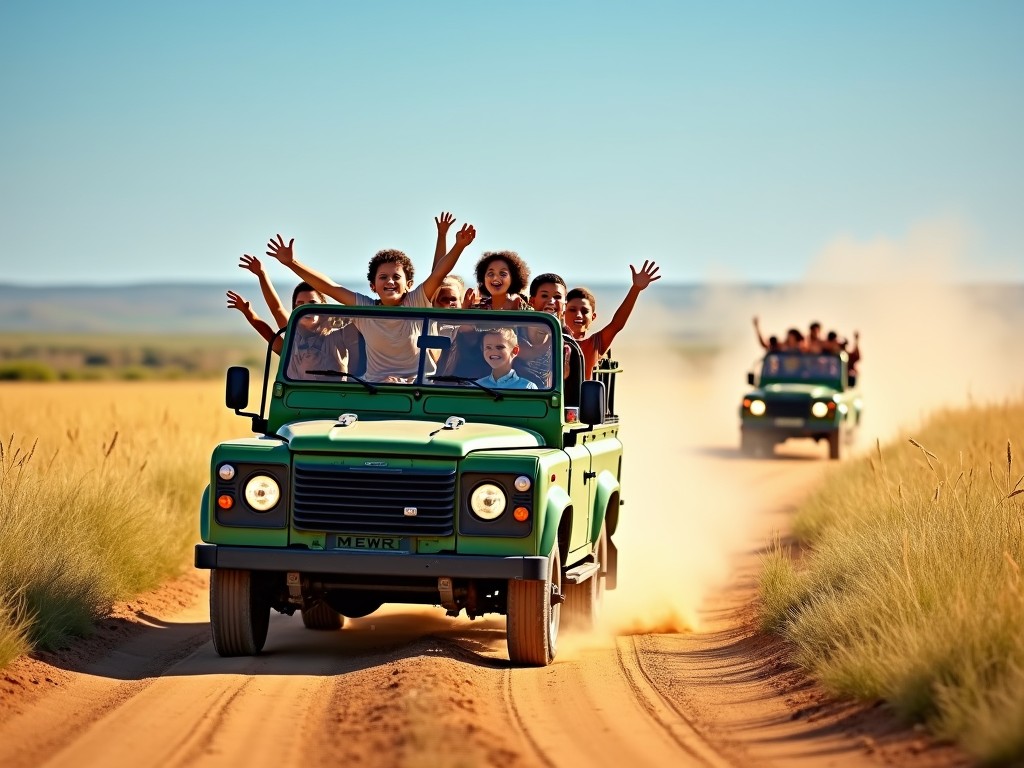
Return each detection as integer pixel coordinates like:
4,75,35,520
226,212,661,388
752,317,861,373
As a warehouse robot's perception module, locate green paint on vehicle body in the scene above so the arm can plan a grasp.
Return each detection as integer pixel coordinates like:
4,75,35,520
197,304,625,630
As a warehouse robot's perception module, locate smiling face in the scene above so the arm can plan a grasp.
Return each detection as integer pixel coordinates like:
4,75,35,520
484,259,512,298
293,289,324,329
565,296,596,339
481,331,518,377
529,281,566,319
371,262,411,305
432,278,462,308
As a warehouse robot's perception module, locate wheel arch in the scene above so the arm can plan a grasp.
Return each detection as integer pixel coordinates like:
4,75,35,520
592,471,620,540
540,485,572,558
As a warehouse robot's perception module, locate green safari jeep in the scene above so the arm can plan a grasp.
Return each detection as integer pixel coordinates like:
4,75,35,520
195,304,622,666
739,351,862,460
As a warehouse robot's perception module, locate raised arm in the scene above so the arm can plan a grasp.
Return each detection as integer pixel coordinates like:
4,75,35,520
752,316,769,350
266,235,359,305
593,260,661,351
421,223,476,300
226,291,283,354
239,254,288,328
432,212,455,270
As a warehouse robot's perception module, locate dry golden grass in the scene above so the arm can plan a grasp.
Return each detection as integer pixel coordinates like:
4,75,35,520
761,400,1024,765
0,381,251,667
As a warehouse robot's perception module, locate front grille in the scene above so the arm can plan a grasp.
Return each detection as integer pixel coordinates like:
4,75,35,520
765,399,810,418
293,464,456,536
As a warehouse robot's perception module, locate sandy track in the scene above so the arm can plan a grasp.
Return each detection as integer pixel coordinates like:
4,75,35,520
0,347,959,768
0,446,833,768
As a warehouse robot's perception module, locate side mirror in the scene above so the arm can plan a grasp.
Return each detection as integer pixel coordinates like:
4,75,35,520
747,372,755,386
580,380,606,426
847,373,857,388
226,366,250,410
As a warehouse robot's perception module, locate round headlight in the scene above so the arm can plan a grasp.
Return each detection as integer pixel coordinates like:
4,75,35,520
514,475,532,492
218,464,236,481
811,401,830,418
244,475,280,511
749,399,766,417
470,483,507,521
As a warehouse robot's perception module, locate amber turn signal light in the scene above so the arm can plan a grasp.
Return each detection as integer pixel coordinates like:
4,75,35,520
217,494,234,510
513,506,529,522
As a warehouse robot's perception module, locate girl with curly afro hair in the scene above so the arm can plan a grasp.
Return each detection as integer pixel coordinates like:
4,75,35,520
472,251,532,311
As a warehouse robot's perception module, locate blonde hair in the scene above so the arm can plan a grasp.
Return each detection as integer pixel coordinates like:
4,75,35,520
431,275,466,305
482,327,518,347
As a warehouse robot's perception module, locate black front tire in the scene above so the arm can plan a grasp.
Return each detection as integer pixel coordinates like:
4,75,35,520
828,431,841,460
210,569,270,657
507,545,561,666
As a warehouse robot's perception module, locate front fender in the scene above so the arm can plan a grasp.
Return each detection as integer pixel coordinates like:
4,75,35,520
199,485,211,541
592,471,620,540
539,485,572,557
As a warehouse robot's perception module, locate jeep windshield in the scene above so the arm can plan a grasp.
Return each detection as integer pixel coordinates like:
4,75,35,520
759,353,842,388
282,306,559,391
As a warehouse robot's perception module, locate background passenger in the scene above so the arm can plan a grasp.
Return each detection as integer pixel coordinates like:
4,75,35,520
806,321,824,353
782,328,804,351
566,260,661,379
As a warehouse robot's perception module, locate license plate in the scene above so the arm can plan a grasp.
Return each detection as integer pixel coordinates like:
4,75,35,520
774,417,805,428
334,535,406,552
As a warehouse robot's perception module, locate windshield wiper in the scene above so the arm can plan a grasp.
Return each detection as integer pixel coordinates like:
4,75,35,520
428,375,503,401
304,370,379,394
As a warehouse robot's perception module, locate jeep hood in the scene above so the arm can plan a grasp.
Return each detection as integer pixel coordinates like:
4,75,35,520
278,419,541,457
751,383,838,399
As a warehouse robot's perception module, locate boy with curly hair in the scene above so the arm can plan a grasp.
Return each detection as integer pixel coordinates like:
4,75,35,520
266,222,475,381
566,260,661,379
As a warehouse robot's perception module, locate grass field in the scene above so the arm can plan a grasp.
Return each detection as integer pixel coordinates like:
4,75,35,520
0,332,266,380
760,400,1024,765
0,381,253,667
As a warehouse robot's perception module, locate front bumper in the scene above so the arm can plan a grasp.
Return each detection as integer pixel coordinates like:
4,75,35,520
741,421,838,438
195,543,548,581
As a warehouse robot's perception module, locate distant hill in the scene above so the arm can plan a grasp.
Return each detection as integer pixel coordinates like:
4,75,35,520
0,282,705,335
1,281,1021,338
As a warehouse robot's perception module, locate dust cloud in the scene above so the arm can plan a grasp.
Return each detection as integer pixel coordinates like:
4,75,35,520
599,318,761,635
590,217,1024,637
715,218,1024,440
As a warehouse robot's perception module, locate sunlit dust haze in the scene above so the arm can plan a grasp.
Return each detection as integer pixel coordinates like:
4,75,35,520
590,218,1023,637
601,321,764,635
712,217,1024,443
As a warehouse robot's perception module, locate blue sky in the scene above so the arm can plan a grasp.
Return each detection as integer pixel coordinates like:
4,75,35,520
1,1,1021,286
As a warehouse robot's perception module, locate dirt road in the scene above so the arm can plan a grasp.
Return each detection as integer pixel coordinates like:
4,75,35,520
0,344,942,768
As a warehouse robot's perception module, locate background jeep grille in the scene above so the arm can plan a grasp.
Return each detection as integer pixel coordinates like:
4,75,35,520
765,400,810,418
292,464,456,536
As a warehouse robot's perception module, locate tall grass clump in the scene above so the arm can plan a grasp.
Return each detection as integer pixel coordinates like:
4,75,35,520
0,381,247,668
760,401,1024,765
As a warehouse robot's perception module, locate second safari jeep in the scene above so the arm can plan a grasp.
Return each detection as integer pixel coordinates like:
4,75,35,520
195,304,622,666
739,351,861,459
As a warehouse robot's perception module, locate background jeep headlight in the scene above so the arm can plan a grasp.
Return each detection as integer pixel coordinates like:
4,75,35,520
749,399,766,416
244,474,281,511
811,401,830,418
470,483,507,521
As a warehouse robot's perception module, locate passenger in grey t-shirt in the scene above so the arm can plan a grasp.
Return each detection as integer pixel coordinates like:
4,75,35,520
267,220,477,382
